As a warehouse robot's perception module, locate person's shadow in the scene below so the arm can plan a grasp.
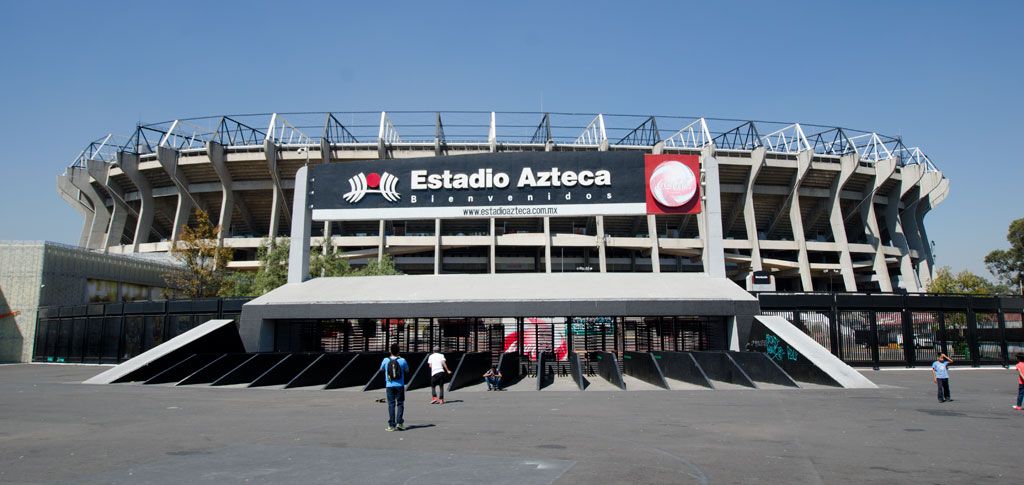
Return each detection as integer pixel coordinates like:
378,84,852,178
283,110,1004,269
400,424,436,431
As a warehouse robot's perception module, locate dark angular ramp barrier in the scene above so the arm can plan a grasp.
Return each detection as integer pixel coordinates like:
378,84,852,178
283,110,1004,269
622,351,669,389
728,351,799,388
537,352,555,390
497,352,521,388
651,351,714,389
249,353,321,388
285,353,355,389
568,352,588,390
593,352,626,390
448,352,493,392
86,319,244,384
212,353,288,386
361,352,426,392
178,353,252,385
144,354,221,385
407,352,463,391
751,316,875,388
689,351,756,388
325,353,386,390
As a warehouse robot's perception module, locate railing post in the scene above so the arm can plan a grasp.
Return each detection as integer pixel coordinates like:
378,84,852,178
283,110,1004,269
997,303,1009,368
901,307,916,367
869,311,880,370
966,300,980,367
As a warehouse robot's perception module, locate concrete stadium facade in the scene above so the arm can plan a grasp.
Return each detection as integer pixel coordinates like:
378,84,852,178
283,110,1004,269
56,112,948,292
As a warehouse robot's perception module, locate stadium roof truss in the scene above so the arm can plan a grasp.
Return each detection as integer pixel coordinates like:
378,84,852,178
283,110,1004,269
67,111,940,171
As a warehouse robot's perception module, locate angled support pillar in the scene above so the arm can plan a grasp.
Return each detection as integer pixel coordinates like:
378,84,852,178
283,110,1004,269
320,138,332,165
157,146,196,242
860,158,897,292
892,163,926,292
86,159,130,250
700,145,726,278
741,147,766,271
208,142,240,240
264,140,290,240
828,154,858,291
596,215,607,273
57,173,95,247
907,172,945,289
788,150,814,290
378,220,386,261
488,112,497,153
287,166,311,284
67,166,110,250
118,151,155,252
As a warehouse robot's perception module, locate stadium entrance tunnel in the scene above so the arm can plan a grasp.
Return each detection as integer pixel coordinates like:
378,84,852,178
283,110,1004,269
84,274,875,390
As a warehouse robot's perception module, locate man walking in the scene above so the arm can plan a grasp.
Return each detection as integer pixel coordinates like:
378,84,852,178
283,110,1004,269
1013,353,1024,411
427,347,451,404
932,352,954,403
381,343,410,431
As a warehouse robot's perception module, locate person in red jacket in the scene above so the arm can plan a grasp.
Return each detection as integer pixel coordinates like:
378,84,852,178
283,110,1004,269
1013,353,1024,411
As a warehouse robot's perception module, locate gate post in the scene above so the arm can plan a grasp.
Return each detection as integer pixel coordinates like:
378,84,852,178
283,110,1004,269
869,311,880,370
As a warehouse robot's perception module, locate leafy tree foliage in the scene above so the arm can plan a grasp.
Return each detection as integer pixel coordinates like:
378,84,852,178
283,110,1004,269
164,209,233,298
927,266,1008,295
984,218,1024,294
219,238,401,297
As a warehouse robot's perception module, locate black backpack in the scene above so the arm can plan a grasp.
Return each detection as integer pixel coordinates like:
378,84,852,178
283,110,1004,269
387,357,403,381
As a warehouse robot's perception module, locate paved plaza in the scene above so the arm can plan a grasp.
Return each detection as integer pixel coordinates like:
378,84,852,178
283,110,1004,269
0,364,1021,484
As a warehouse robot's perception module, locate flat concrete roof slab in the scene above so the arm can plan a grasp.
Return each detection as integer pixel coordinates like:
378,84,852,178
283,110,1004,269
243,273,759,319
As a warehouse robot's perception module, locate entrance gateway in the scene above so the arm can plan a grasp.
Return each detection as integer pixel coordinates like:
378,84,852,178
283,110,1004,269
87,151,876,390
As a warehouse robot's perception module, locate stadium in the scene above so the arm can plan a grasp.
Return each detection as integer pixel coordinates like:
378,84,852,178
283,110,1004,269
58,111,948,293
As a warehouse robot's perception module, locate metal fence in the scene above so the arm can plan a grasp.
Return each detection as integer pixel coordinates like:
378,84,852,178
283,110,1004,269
32,298,251,364
32,293,1024,368
757,293,1024,368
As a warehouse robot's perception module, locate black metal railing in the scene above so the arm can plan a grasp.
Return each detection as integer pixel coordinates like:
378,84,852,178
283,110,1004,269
32,298,251,364
756,292,1024,368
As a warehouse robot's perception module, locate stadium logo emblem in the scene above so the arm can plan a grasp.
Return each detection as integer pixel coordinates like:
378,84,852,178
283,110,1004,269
649,161,697,207
342,172,401,203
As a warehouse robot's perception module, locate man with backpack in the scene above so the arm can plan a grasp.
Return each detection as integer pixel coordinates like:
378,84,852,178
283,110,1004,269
381,343,410,431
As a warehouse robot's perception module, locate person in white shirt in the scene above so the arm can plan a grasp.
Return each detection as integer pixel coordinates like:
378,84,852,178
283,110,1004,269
427,347,451,404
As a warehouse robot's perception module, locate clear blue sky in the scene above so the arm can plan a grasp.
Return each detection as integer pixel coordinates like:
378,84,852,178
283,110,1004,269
0,0,1020,277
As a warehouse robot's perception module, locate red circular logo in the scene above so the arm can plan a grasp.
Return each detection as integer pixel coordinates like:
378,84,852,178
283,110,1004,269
649,161,697,207
365,172,381,188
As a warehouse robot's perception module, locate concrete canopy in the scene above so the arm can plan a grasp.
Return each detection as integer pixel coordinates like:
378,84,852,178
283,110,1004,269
240,273,759,352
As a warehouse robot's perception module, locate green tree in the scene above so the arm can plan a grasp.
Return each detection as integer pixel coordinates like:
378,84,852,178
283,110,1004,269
353,254,401,276
252,238,290,295
927,266,1007,295
310,237,352,277
164,209,233,298
984,218,1024,294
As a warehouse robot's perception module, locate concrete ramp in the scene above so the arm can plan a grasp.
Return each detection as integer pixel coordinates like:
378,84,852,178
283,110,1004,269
84,319,243,385
754,315,876,389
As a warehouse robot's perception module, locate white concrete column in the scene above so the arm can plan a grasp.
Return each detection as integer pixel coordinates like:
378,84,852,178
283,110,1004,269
87,159,129,251
264,140,290,239
323,221,332,255
742,147,766,271
434,219,441,275
269,187,280,240
596,215,607,273
118,151,155,251
543,216,552,273
647,214,661,273
378,220,386,261
286,166,311,284
886,189,918,292
910,172,944,288
700,145,726,278
828,154,858,291
489,218,496,274
56,173,95,247
789,150,814,291
67,166,110,250
861,158,897,292
207,142,234,241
